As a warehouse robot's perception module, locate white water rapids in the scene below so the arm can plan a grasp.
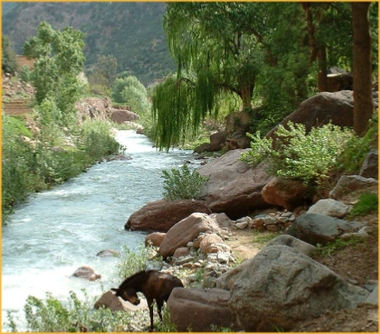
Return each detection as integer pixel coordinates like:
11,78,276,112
2,130,194,331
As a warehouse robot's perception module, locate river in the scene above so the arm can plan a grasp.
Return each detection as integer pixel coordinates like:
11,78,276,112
2,130,194,331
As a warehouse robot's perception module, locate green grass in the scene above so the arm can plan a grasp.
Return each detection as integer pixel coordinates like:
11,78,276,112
347,192,378,218
252,230,281,248
312,236,365,258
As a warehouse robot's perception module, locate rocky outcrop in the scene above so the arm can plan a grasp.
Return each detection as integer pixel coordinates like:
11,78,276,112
266,234,315,256
329,175,378,200
261,177,309,210
197,149,272,218
229,245,369,332
125,199,211,232
285,213,365,245
167,288,240,332
75,97,114,121
111,109,139,123
266,90,355,140
159,213,220,258
72,265,101,281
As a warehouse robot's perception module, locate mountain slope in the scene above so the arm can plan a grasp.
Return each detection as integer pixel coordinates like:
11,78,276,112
2,2,176,85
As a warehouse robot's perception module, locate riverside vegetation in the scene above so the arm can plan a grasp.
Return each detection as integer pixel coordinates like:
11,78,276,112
2,3,378,332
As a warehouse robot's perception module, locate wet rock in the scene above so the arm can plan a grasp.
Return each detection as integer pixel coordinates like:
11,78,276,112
72,265,101,281
96,249,119,257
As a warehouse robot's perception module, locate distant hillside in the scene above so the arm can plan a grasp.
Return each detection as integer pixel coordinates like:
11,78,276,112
2,2,176,85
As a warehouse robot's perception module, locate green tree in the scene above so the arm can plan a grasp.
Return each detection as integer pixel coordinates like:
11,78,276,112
152,3,309,150
23,21,85,126
2,35,18,74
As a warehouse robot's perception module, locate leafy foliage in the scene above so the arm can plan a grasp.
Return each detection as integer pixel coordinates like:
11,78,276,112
2,35,18,74
87,54,118,93
240,122,355,185
2,115,121,213
23,21,85,127
161,164,208,201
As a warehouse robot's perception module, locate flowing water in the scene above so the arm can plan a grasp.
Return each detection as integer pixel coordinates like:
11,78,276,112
2,130,194,331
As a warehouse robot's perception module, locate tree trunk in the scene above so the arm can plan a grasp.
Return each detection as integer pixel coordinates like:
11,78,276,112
239,83,254,111
317,46,328,92
351,2,373,136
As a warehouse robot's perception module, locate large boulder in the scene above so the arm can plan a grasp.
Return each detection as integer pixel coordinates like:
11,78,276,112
261,177,309,211
111,109,139,123
306,198,352,218
229,245,369,332
197,149,272,219
167,288,240,332
159,213,220,258
266,90,354,140
285,213,365,245
329,175,378,200
125,200,211,232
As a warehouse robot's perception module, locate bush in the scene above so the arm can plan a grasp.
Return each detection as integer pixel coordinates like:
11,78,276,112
6,290,132,332
240,122,355,185
161,164,208,201
78,120,121,162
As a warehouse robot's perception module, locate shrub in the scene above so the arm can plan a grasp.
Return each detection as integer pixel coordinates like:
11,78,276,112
240,122,355,185
161,164,208,201
78,120,121,162
6,290,132,332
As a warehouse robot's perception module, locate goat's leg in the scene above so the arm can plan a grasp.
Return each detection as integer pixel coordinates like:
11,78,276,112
148,301,154,332
157,300,164,322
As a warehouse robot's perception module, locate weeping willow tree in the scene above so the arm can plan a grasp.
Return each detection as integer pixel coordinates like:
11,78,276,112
152,3,261,150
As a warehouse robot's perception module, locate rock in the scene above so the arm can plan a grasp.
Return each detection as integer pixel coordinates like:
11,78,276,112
307,199,351,218
94,290,147,312
359,150,378,179
96,249,119,257
145,232,166,247
285,213,365,245
329,175,378,200
365,286,378,306
173,247,190,258
266,90,354,140
210,131,227,151
159,213,220,258
194,142,212,154
326,72,353,91
111,109,139,123
229,245,369,332
72,265,101,281
125,199,212,232
209,213,235,231
261,177,309,211
167,288,240,332
216,260,251,291
199,234,225,254
197,149,272,218
266,235,315,256
235,221,248,229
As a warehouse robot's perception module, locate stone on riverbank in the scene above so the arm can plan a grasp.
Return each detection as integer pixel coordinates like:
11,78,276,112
125,199,211,232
